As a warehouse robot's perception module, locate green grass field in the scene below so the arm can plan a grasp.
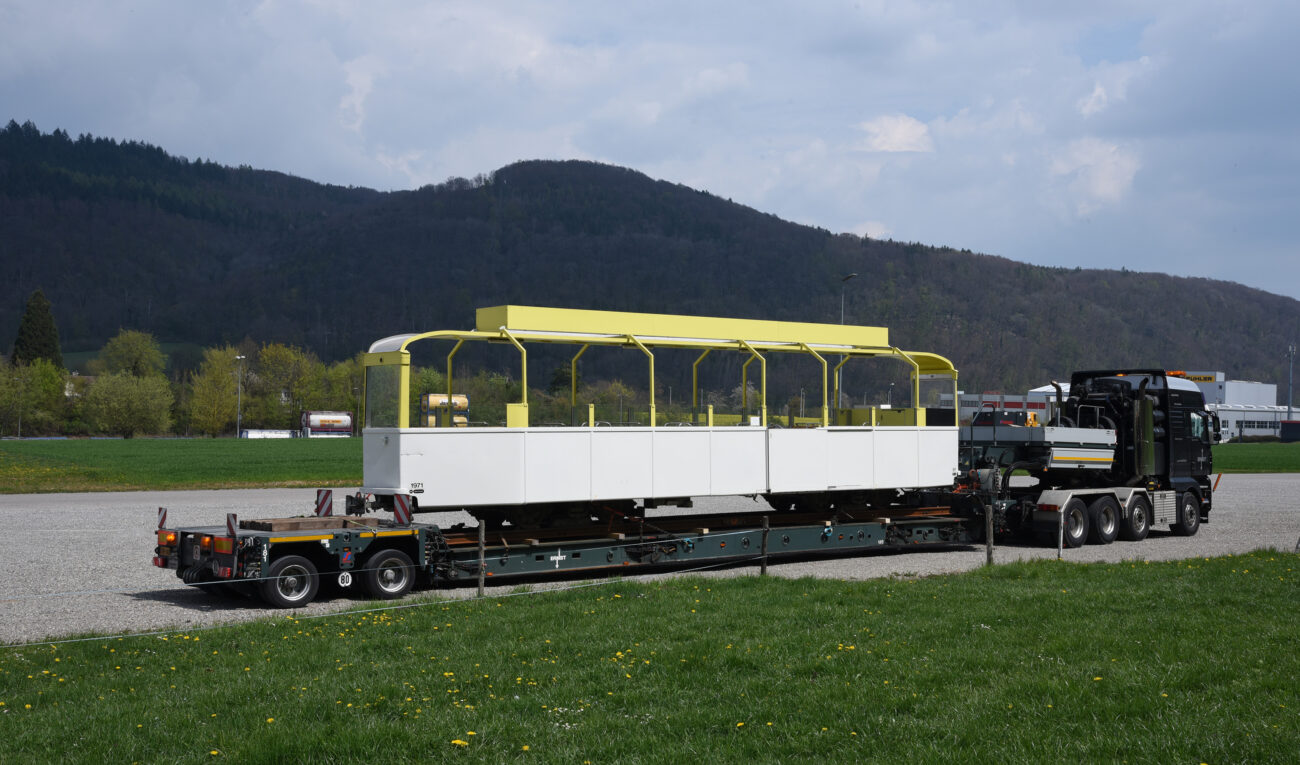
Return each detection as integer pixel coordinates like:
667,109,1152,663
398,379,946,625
0,437,1295,494
0,438,361,493
1,552,1296,763
1211,441,1300,473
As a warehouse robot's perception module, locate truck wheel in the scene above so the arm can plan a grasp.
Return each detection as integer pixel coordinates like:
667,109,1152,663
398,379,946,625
1173,492,1201,536
361,549,415,599
1086,496,1120,545
1062,498,1089,549
260,555,320,608
1120,495,1151,541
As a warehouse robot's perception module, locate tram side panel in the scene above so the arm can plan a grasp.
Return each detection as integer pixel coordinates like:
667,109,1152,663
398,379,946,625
362,425,960,511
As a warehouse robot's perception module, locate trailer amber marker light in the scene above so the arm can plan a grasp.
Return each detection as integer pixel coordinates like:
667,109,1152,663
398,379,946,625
200,535,213,551
157,530,177,546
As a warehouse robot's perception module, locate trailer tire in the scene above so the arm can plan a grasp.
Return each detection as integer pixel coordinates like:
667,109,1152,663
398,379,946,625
1087,496,1120,545
1062,498,1089,549
360,549,415,600
260,555,319,609
1120,495,1151,541
1173,492,1201,536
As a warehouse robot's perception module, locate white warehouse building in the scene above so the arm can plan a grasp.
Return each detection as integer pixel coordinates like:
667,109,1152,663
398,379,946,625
1185,371,1286,441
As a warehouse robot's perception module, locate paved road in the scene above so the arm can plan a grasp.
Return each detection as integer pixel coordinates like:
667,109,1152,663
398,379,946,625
1,475,1297,645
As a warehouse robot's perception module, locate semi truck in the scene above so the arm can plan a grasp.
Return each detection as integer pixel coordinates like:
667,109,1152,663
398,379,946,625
958,369,1218,548
152,306,1218,608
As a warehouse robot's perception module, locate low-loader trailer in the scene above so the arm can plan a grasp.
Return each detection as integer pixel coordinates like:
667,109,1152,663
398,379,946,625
152,307,1217,608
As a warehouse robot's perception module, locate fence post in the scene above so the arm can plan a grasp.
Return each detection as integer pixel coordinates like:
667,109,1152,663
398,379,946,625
477,522,486,598
985,501,994,566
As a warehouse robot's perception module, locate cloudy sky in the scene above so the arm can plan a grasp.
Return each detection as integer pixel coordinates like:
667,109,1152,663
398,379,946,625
3,1,1297,300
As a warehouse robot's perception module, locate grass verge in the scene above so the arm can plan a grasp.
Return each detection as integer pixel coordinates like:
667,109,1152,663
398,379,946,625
0,438,361,493
1212,441,1300,473
2,552,1296,763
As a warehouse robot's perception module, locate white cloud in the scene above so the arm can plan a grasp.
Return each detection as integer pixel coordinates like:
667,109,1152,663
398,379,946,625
1077,83,1109,116
1076,56,1149,117
339,56,385,133
851,220,892,239
1049,137,1140,214
856,114,934,153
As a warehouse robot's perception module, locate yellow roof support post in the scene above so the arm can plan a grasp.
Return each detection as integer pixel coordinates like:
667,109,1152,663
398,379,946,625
799,343,829,427
738,340,767,427
498,327,529,428
741,354,755,419
445,339,465,424
496,327,528,403
569,344,589,408
691,349,712,425
626,335,655,426
890,347,922,426
832,356,851,420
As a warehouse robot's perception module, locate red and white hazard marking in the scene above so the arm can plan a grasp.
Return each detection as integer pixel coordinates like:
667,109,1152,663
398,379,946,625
393,494,412,526
315,489,333,517
157,507,167,529
226,513,238,537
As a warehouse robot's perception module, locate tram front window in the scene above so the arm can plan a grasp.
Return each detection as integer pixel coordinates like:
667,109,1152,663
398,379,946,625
365,364,402,428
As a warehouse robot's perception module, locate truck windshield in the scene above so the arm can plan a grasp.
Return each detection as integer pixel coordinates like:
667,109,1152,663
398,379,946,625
365,364,402,428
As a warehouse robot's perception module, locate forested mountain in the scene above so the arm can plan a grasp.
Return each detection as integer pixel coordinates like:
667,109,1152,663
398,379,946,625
2,119,1297,401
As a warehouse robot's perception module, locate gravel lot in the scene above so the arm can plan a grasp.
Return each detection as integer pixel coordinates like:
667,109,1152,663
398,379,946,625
2,474,1297,645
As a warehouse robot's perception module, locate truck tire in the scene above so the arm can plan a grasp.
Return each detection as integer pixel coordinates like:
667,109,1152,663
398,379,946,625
1173,492,1201,536
1086,496,1119,545
1062,498,1089,549
1120,495,1151,541
360,549,415,600
260,555,320,608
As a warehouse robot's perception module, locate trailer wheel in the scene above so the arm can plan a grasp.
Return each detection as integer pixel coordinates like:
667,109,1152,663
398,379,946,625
360,549,415,599
260,555,319,609
1120,495,1150,541
1173,492,1201,536
1062,498,1089,549
1086,496,1120,545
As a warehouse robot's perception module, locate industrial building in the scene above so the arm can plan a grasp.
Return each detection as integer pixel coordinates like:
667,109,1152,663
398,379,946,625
1185,371,1288,441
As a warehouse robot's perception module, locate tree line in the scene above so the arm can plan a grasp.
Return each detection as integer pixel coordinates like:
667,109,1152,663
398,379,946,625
1,289,363,438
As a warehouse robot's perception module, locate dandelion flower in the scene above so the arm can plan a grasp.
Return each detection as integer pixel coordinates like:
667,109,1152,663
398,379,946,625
451,740,468,747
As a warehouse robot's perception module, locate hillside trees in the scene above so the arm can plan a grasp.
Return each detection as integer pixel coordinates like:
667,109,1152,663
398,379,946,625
10,289,64,369
0,357,66,436
188,346,240,436
84,330,172,437
92,329,167,377
84,373,173,438
247,343,323,429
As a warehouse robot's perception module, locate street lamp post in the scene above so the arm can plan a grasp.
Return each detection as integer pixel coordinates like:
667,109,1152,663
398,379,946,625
1288,343,1296,420
235,355,246,438
838,273,858,409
